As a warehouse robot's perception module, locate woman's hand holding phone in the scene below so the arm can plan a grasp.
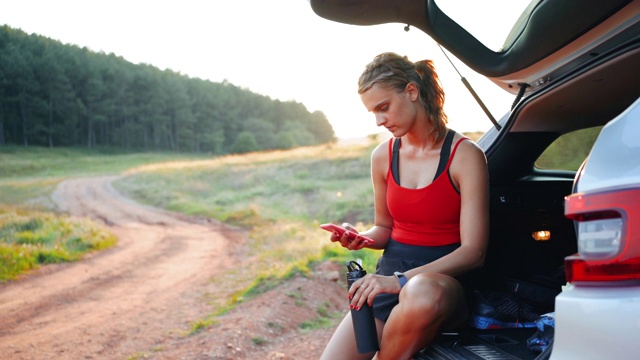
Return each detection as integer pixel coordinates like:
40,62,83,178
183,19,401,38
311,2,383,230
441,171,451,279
320,223,374,249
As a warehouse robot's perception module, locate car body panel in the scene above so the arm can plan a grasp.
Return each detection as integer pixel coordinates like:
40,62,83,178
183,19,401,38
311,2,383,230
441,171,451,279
553,285,640,360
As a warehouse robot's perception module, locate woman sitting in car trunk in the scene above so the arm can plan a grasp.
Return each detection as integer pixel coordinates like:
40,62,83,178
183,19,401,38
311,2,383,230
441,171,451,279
321,52,489,360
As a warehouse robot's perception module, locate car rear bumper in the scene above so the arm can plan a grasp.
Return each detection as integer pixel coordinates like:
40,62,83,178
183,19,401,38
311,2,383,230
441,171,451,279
551,284,640,359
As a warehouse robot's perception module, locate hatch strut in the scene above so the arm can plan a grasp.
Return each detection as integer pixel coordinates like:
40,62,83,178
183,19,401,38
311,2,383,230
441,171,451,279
511,83,530,110
436,44,502,131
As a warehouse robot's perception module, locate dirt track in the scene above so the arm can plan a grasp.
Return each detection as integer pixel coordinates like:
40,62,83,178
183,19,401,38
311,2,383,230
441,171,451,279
0,176,345,359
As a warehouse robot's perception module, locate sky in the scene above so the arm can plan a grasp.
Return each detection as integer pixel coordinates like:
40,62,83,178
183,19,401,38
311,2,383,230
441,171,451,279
0,0,529,139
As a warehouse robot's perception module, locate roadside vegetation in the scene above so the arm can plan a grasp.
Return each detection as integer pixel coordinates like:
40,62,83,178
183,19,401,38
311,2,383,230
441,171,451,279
0,146,205,206
0,146,204,281
0,206,117,281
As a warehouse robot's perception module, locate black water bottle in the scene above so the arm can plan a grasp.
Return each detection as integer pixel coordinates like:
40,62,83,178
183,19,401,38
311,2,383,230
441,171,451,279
346,260,379,354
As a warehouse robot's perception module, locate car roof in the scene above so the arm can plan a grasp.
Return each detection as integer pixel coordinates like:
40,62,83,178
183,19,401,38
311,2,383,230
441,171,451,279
310,0,639,95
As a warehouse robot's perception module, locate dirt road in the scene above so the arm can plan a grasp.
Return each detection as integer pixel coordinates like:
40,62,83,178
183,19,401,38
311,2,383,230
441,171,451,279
0,176,346,359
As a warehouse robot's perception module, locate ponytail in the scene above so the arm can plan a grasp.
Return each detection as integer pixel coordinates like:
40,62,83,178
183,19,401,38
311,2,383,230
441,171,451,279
415,60,448,141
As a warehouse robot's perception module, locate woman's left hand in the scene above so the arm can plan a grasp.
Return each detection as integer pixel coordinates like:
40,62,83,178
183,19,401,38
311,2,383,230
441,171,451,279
348,273,402,310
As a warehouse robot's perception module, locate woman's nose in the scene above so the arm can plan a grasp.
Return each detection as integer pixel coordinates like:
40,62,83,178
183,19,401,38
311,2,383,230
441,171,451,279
375,114,386,127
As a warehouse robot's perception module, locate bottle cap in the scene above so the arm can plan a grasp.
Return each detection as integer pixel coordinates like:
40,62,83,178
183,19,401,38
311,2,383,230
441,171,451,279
346,260,366,278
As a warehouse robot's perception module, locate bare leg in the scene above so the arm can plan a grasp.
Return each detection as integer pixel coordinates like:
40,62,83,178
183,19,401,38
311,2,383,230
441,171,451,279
321,311,386,360
374,273,468,360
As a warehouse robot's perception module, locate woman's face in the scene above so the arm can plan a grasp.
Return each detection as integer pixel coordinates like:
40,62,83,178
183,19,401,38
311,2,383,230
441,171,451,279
360,82,418,137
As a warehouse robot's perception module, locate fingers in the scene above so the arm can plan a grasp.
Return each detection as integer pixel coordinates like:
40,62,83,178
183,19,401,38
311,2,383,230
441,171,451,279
328,229,350,247
346,233,369,250
333,231,350,248
331,228,367,250
342,222,355,231
328,231,343,244
348,277,376,310
343,238,361,250
343,229,369,250
348,275,401,309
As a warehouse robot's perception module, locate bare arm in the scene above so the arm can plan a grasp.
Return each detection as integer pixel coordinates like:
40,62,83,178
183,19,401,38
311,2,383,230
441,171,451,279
359,141,393,249
330,140,392,250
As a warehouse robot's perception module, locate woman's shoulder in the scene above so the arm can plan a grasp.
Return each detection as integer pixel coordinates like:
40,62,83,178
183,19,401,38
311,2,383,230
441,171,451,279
371,137,394,160
450,133,487,171
370,138,394,176
451,132,483,155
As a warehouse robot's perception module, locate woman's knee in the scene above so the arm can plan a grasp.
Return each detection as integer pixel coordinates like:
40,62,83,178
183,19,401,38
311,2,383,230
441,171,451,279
398,273,460,316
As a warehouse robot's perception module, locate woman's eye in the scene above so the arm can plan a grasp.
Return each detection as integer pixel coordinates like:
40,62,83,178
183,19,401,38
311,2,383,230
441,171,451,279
372,103,389,114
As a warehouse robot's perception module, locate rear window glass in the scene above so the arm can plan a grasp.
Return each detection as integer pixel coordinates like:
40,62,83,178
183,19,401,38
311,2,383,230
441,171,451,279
535,126,603,170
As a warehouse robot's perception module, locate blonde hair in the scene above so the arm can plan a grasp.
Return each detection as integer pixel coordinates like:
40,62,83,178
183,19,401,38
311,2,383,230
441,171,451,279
358,52,448,141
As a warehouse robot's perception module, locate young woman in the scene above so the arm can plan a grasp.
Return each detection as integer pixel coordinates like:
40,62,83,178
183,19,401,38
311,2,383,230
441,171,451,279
321,52,489,360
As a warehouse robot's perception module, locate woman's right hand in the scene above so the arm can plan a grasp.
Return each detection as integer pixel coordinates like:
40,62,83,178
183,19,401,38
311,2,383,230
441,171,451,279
330,223,369,250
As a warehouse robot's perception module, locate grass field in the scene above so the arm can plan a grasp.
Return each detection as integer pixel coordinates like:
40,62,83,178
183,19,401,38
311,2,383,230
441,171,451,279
115,139,385,308
0,140,383,285
0,146,205,206
0,146,207,281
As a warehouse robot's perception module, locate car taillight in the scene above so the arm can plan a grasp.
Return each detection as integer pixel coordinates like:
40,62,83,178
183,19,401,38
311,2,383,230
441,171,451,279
564,188,640,283
577,215,622,258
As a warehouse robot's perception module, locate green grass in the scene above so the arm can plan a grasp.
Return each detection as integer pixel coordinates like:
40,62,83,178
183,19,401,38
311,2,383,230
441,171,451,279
251,337,269,346
536,126,602,170
0,145,204,179
0,206,117,281
299,301,344,331
0,145,205,205
114,143,377,226
0,178,61,207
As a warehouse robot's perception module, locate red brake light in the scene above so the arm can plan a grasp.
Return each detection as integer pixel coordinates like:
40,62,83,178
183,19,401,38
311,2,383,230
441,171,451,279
564,189,640,283
565,256,640,282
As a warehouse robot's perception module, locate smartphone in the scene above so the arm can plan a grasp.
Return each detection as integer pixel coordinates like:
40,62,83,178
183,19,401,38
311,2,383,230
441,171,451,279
320,223,374,245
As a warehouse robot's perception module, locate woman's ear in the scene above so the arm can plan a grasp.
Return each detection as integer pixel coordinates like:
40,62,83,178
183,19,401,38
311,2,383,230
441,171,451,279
405,82,419,102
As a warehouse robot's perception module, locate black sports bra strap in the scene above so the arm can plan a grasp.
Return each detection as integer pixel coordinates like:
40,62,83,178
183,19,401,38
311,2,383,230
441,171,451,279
391,129,454,185
433,129,455,181
392,137,401,184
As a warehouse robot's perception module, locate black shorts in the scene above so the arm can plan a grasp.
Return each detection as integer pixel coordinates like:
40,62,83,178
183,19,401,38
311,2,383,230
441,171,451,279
372,239,461,322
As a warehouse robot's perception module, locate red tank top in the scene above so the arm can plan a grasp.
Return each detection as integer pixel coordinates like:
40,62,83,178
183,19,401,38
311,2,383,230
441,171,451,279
386,137,467,246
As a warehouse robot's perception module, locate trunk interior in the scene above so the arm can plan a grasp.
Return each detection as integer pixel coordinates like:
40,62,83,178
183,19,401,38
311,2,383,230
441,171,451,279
415,179,575,360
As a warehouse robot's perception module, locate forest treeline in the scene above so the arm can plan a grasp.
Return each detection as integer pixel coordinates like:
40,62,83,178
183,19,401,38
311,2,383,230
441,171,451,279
0,25,336,154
